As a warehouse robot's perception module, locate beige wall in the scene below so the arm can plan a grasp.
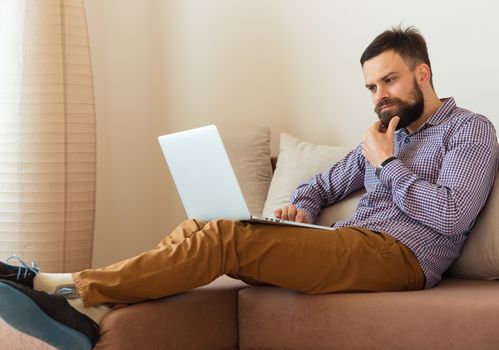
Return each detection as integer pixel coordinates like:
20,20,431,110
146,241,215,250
85,0,499,267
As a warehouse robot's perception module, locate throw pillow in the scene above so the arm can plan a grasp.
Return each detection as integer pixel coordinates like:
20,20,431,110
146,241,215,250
262,133,364,226
223,127,273,216
446,175,499,279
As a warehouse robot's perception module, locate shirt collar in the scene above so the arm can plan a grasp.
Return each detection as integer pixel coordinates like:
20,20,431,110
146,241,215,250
395,97,456,136
424,97,456,127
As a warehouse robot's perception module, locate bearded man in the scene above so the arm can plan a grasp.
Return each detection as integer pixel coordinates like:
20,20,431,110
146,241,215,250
1,26,497,349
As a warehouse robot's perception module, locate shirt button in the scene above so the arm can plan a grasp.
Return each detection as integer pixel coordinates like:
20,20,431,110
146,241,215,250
404,137,410,144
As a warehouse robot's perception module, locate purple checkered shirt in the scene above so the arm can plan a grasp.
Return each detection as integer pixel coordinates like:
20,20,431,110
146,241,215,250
290,97,498,288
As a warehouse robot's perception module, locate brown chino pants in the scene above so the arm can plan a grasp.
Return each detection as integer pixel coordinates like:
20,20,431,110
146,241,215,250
73,219,425,307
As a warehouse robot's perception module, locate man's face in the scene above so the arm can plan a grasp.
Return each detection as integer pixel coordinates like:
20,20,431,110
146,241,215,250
362,50,425,129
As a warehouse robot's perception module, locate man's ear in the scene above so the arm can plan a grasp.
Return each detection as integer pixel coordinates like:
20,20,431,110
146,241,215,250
416,63,431,87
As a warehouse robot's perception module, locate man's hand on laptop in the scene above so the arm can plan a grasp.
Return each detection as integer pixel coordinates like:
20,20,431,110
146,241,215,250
274,205,309,223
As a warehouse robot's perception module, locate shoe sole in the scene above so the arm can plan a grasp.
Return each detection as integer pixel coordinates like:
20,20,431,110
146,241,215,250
0,283,92,350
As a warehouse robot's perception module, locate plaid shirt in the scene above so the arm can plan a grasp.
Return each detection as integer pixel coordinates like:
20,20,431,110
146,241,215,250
291,97,498,288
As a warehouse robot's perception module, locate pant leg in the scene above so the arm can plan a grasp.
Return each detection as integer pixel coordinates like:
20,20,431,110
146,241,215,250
74,219,425,307
154,219,208,248
153,218,267,288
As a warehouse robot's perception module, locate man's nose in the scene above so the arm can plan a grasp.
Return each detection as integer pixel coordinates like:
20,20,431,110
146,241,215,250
375,86,389,103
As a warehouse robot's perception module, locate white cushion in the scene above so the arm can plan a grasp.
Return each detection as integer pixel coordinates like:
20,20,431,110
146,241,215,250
262,133,363,226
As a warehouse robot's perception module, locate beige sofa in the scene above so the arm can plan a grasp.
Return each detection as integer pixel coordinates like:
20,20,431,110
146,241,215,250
4,127,499,349
93,275,499,350
93,128,499,350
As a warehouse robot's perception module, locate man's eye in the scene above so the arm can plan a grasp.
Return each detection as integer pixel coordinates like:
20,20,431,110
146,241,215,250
368,86,376,93
386,77,396,84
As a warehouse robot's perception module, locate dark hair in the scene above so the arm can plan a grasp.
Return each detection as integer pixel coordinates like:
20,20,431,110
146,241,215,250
360,26,433,86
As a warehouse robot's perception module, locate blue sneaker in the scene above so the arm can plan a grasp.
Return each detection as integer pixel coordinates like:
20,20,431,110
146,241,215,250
0,280,99,350
0,255,39,288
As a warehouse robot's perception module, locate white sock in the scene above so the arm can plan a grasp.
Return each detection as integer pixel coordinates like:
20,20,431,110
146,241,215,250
33,272,112,324
67,298,112,324
33,272,75,294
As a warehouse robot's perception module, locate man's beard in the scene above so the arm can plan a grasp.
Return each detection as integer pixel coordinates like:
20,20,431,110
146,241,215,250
374,80,425,130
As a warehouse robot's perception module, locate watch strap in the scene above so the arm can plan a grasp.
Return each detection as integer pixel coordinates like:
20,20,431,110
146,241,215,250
375,156,397,178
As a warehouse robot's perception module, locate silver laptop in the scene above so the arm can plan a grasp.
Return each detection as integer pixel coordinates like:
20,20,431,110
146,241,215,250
158,125,335,231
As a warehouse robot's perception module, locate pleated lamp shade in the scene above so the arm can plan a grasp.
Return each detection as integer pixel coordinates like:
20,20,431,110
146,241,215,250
0,0,96,272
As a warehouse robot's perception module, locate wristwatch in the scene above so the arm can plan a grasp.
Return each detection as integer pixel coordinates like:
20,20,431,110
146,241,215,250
375,156,397,178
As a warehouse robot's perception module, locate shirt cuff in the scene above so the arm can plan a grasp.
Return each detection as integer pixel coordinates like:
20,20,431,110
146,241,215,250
290,201,318,224
378,158,409,186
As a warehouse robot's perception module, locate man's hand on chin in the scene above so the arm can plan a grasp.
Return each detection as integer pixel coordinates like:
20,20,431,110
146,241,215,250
362,116,400,167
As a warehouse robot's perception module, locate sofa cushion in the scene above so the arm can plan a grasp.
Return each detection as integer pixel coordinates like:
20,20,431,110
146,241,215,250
95,276,247,350
447,172,499,279
239,277,499,350
262,133,363,226
224,127,273,216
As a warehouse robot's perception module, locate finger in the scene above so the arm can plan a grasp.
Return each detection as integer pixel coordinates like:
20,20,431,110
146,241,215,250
274,208,282,219
386,116,400,135
288,205,297,221
369,120,383,131
281,206,289,220
374,119,384,128
295,210,307,223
